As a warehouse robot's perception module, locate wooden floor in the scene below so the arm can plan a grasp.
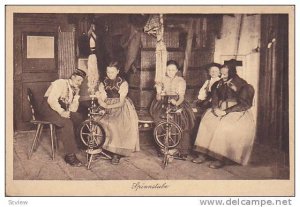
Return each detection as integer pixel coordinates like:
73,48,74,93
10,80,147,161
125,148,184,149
13,130,289,180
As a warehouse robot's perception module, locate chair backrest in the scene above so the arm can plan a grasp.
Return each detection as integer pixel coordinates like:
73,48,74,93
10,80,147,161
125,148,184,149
27,88,37,121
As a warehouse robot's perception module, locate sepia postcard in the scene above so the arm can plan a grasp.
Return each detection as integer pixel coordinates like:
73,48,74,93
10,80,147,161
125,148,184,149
5,5,295,196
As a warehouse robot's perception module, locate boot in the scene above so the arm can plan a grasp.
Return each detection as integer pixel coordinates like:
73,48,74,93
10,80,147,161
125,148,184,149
64,153,83,167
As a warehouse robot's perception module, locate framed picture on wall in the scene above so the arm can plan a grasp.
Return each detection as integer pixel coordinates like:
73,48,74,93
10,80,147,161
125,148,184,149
22,32,57,72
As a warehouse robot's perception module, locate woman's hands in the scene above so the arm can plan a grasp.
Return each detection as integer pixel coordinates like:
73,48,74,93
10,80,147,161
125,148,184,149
60,111,70,118
169,99,178,106
155,82,163,101
213,108,227,117
99,98,126,109
99,101,108,109
96,95,108,109
156,94,162,101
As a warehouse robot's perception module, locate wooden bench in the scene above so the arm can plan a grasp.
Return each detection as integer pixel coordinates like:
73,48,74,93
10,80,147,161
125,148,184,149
137,111,155,131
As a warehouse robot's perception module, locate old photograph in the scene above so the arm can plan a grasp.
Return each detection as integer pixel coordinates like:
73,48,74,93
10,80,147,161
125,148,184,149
6,5,294,196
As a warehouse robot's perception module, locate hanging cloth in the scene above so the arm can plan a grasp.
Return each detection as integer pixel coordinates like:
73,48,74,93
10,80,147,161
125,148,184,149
87,23,99,95
155,14,167,85
144,14,160,37
182,19,194,77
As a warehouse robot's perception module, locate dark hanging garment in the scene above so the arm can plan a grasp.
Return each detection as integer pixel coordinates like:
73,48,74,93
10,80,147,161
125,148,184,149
78,34,90,57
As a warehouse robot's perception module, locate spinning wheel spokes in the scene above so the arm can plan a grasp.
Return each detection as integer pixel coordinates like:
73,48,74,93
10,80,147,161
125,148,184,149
155,133,167,139
167,136,176,145
85,123,91,131
79,120,105,149
154,121,182,149
170,133,180,136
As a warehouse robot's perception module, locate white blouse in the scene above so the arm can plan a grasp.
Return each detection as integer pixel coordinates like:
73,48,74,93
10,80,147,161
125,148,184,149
198,77,220,101
157,76,186,96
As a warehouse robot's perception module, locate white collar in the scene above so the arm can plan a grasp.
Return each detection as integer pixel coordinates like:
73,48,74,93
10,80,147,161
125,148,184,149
210,77,220,82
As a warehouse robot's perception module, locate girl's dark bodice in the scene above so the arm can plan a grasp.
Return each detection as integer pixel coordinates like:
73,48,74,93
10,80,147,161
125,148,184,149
103,76,125,98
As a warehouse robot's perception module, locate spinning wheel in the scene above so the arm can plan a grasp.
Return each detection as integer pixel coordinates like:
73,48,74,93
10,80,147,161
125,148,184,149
153,95,183,169
79,96,111,169
80,120,105,149
154,120,182,168
154,121,182,149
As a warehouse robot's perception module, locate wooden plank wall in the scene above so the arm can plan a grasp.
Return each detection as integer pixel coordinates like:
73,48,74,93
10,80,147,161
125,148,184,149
127,16,216,112
13,14,73,131
58,29,76,79
256,14,289,152
13,14,61,130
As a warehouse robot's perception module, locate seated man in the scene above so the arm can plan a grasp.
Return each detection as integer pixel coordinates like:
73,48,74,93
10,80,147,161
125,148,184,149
39,69,86,167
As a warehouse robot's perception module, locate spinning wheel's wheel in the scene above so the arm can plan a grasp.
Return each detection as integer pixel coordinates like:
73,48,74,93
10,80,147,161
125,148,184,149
79,120,106,149
154,121,182,149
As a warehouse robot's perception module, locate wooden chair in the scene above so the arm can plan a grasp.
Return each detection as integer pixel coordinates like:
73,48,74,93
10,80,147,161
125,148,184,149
27,88,57,160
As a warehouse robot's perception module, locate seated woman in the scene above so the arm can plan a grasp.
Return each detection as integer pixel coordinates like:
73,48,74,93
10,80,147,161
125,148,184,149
192,63,255,169
95,61,140,165
150,60,195,160
197,63,221,110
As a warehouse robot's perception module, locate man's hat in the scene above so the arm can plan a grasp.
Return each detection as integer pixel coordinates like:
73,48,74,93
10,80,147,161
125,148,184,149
73,68,87,78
